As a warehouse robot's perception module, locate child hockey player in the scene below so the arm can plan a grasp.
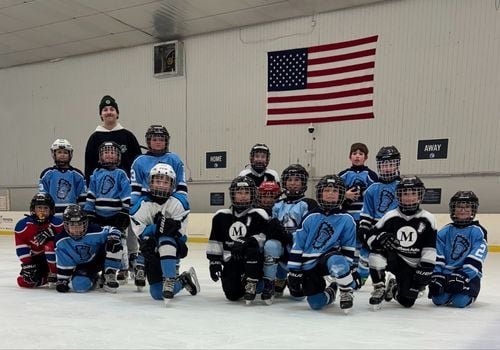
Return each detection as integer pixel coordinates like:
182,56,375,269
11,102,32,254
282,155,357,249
130,163,199,304
428,191,488,308
15,193,63,288
367,176,436,309
287,175,356,313
239,143,279,187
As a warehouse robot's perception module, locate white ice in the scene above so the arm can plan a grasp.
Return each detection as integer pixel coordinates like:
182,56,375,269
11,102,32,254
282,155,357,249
1,236,499,349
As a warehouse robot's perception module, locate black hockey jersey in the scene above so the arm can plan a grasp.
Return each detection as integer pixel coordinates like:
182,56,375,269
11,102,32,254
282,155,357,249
206,208,269,263
368,208,437,270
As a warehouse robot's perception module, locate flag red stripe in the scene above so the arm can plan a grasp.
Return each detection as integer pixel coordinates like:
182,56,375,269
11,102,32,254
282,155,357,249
268,100,372,115
266,113,374,125
267,87,373,103
308,49,376,65
307,61,375,77
307,75,373,89
308,35,378,53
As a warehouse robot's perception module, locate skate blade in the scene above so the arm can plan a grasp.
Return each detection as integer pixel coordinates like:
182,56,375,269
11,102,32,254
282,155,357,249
136,286,144,292
104,286,118,294
263,298,274,306
163,298,172,306
372,304,382,311
245,300,253,306
342,308,351,315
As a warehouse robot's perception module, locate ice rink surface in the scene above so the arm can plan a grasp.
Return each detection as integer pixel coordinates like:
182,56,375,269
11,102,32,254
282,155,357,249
1,236,499,349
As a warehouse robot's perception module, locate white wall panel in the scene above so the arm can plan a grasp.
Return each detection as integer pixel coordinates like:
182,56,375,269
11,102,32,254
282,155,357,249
1,0,500,212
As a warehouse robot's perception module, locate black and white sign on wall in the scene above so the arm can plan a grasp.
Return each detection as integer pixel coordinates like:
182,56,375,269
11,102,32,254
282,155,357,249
422,188,442,204
417,138,448,160
206,151,227,169
210,192,225,206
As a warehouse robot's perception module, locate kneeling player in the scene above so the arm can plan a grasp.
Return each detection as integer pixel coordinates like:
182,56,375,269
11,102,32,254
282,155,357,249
428,191,487,308
55,205,123,293
367,176,437,309
287,175,356,313
130,163,199,304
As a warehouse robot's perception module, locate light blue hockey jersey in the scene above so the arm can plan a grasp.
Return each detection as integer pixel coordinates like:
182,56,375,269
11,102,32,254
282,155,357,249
84,168,131,217
359,180,399,232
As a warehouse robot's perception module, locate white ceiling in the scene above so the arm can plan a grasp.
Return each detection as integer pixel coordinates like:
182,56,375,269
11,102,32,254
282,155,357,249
0,0,386,69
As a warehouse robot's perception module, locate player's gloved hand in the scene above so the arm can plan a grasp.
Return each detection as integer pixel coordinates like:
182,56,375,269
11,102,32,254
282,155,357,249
139,237,157,261
372,231,400,251
113,212,130,230
209,261,223,282
428,273,447,297
20,263,39,283
413,267,433,286
267,218,286,242
287,271,304,297
33,227,55,246
105,236,123,254
155,214,181,238
56,279,70,293
445,271,469,294
352,270,363,290
231,238,248,261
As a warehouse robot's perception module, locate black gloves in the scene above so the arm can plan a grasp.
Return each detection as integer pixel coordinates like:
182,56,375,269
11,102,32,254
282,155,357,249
267,218,291,245
372,232,400,251
352,270,363,290
56,279,70,293
33,227,55,246
139,237,158,261
209,261,222,282
112,213,130,230
287,271,304,297
155,213,181,238
428,273,446,297
446,271,469,294
20,263,38,283
413,267,433,286
231,238,248,261
105,236,123,254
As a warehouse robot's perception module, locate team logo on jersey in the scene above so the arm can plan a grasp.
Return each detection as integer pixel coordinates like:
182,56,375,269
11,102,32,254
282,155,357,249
229,221,247,241
451,234,470,260
377,189,395,213
417,222,426,234
312,221,334,250
283,214,299,233
57,178,72,200
75,245,92,261
100,175,116,195
396,226,417,247
120,145,127,154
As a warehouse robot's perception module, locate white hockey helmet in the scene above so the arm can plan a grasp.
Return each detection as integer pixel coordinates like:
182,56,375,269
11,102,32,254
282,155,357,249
149,163,176,198
50,139,73,166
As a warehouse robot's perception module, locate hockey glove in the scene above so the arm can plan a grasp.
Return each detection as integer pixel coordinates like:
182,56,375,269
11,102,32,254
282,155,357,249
352,270,363,290
112,212,130,230
209,261,223,282
105,236,123,254
372,232,400,251
20,263,39,283
56,279,70,293
287,271,304,298
155,214,181,238
267,218,291,244
413,267,433,286
231,238,248,261
33,227,55,246
445,271,469,294
139,236,158,261
428,273,447,297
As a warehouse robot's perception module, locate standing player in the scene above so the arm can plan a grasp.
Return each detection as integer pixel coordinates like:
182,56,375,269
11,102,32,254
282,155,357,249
130,163,199,304
39,139,87,217
55,205,124,293
429,191,488,308
261,164,318,304
287,175,356,313
15,193,63,288
338,142,378,288
206,176,269,304
366,176,436,309
239,144,279,187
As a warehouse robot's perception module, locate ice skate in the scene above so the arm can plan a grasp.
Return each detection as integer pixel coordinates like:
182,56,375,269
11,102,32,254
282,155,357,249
244,278,258,305
369,282,386,310
261,279,275,305
104,269,119,293
274,278,287,297
162,277,175,305
339,287,353,314
117,269,129,285
47,272,57,289
179,267,200,296
134,265,146,292
384,277,397,302
325,282,338,305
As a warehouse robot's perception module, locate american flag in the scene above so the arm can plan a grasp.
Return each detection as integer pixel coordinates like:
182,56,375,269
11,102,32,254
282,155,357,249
266,35,378,126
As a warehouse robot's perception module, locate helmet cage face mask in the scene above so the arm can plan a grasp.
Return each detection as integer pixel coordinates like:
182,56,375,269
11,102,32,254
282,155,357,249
230,177,256,210
316,176,346,210
449,192,479,225
63,205,88,240
257,182,280,210
51,139,73,167
98,142,121,168
250,144,270,173
149,163,176,198
376,159,400,181
281,166,308,199
30,193,55,224
396,187,425,213
146,126,170,154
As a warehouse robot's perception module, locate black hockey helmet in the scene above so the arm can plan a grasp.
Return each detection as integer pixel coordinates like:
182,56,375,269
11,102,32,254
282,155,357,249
376,146,401,181
249,143,270,173
98,141,121,168
396,175,425,214
30,192,55,224
229,176,256,210
449,191,479,225
281,164,309,200
145,125,170,153
63,205,89,240
315,175,346,210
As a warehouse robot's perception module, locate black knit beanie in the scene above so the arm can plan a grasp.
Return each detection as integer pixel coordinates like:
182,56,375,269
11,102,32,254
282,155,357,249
99,95,119,114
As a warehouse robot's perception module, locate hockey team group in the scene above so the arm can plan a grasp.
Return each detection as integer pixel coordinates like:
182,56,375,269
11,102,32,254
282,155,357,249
15,95,488,311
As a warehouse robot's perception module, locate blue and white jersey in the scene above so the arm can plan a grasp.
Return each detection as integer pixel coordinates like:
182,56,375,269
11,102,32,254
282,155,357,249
359,179,399,232
39,166,87,217
55,224,122,281
130,192,190,241
338,165,378,221
84,168,131,218
435,222,488,280
130,153,187,205
288,209,356,272
272,197,317,234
